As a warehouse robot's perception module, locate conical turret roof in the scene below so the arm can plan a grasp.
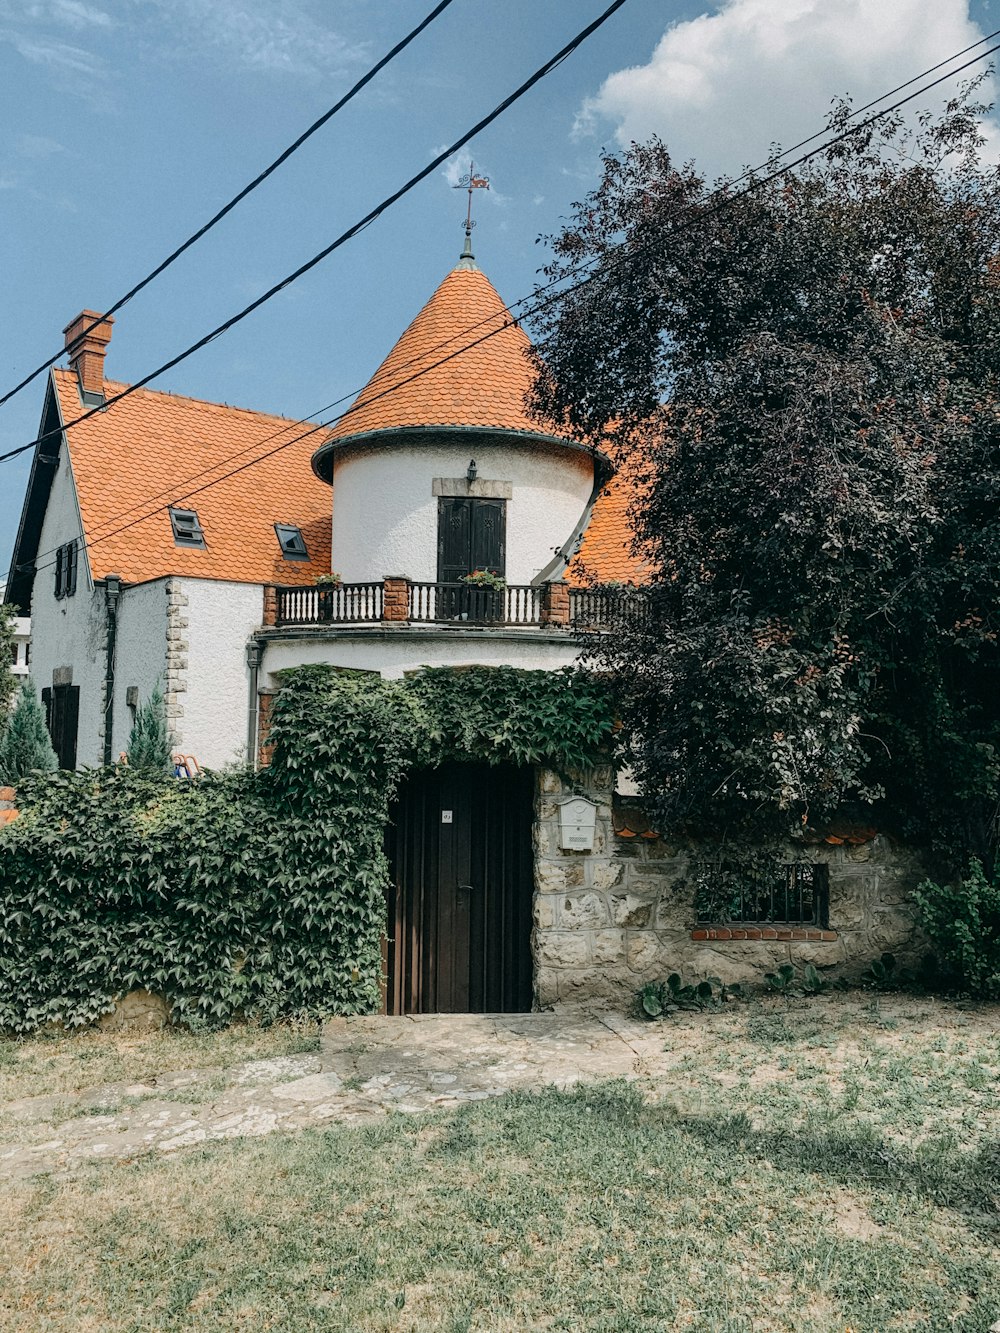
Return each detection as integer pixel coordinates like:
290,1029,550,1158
323,258,562,447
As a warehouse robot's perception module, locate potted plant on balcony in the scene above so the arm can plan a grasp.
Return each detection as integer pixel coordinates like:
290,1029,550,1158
458,568,506,623
314,571,342,621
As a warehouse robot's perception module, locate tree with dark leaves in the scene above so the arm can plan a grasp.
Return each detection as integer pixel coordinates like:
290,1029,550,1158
530,83,1000,877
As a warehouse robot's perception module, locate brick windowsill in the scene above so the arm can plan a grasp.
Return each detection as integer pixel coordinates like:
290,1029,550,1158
691,926,837,942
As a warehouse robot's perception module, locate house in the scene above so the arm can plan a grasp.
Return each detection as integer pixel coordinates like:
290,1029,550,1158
5,237,921,1011
5,243,640,772
0,581,30,683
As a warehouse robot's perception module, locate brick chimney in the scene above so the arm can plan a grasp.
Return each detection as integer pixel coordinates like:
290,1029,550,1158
63,310,113,398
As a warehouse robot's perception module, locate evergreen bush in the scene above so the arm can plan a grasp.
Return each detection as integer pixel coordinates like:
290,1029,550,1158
125,684,172,772
0,680,57,783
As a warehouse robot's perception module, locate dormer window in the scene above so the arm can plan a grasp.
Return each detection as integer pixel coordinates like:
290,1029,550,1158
275,523,309,561
54,539,78,599
169,507,206,548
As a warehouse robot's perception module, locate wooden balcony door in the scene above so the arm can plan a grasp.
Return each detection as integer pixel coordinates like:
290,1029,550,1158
437,497,506,581
386,762,534,1014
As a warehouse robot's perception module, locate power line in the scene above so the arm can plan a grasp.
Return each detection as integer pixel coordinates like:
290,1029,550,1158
6,11,994,497
0,0,458,413
0,0,630,470
14,26,1000,585
56,24,1000,533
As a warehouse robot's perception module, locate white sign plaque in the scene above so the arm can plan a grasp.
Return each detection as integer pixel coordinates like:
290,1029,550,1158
441,810,453,824
557,796,598,851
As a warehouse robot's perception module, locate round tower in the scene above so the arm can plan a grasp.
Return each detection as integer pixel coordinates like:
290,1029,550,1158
312,242,607,588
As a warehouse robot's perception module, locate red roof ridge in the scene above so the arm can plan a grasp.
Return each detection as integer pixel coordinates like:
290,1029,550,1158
53,367,324,431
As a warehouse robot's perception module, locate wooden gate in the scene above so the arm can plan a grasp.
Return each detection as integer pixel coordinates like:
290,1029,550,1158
386,762,534,1014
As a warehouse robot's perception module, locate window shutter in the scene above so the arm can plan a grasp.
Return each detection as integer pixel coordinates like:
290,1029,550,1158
66,541,78,597
438,498,473,582
470,499,505,576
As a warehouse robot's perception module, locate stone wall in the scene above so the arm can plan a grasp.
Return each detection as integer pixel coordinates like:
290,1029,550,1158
532,767,925,1007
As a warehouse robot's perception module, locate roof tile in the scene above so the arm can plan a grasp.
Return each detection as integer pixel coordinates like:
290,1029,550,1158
52,370,331,587
329,265,557,441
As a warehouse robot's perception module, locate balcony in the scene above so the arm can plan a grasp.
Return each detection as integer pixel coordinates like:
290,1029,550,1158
268,579,646,632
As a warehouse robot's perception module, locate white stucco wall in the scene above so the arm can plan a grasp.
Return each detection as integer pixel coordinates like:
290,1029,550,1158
261,627,583,686
176,577,264,769
330,438,594,585
112,580,169,763
25,439,107,766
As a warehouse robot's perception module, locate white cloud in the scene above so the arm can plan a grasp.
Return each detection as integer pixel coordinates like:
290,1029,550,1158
579,0,1000,178
139,0,367,79
0,0,111,24
7,32,103,75
17,132,67,157
439,148,509,206
0,0,113,106
48,1,112,28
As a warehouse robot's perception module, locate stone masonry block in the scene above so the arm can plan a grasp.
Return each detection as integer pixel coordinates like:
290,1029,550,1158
609,893,653,928
535,860,584,894
591,929,625,965
536,931,591,969
560,892,609,930
534,968,560,1007
626,932,662,973
533,895,559,930
590,861,625,892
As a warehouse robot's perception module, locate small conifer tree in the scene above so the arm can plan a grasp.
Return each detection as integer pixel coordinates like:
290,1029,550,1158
0,679,58,782
126,684,172,772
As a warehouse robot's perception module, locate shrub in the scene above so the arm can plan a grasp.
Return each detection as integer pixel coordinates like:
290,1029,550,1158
0,680,57,782
0,665,616,1032
912,860,1000,999
125,684,172,772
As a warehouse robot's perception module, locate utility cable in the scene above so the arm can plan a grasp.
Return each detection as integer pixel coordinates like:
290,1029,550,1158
0,0,630,469
12,24,1000,583
4,8,993,491
0,0,458,412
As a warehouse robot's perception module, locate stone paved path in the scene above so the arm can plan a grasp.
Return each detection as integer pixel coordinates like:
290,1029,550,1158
1,1010,667,1180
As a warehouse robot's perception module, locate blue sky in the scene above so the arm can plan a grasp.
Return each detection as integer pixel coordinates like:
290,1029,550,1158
1,0,998,579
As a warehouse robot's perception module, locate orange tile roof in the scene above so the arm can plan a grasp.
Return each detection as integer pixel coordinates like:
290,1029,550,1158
51,369,331,586
328,263,562,441
568,475,651,587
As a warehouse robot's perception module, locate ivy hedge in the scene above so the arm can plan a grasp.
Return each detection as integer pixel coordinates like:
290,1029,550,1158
0,666,613,1033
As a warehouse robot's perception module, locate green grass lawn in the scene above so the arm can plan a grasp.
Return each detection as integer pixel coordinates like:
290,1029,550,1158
2,997,999,1331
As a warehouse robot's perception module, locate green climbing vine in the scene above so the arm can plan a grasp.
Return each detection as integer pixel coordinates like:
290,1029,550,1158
0,665,614,1032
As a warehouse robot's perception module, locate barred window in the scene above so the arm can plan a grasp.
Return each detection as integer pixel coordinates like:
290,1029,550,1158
694,861,829,927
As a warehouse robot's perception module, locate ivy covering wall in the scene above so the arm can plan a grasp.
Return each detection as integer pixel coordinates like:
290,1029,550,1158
0,666,613,1033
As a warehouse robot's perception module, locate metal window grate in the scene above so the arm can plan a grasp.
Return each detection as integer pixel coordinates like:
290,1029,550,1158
694,862,829,927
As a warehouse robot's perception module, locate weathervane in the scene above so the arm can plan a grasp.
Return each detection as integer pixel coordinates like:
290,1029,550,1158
453,161,490,255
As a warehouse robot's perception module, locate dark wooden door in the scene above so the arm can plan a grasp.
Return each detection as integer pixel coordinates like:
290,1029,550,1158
437,498,506,581
386,762,533,1013
41,684,79,769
